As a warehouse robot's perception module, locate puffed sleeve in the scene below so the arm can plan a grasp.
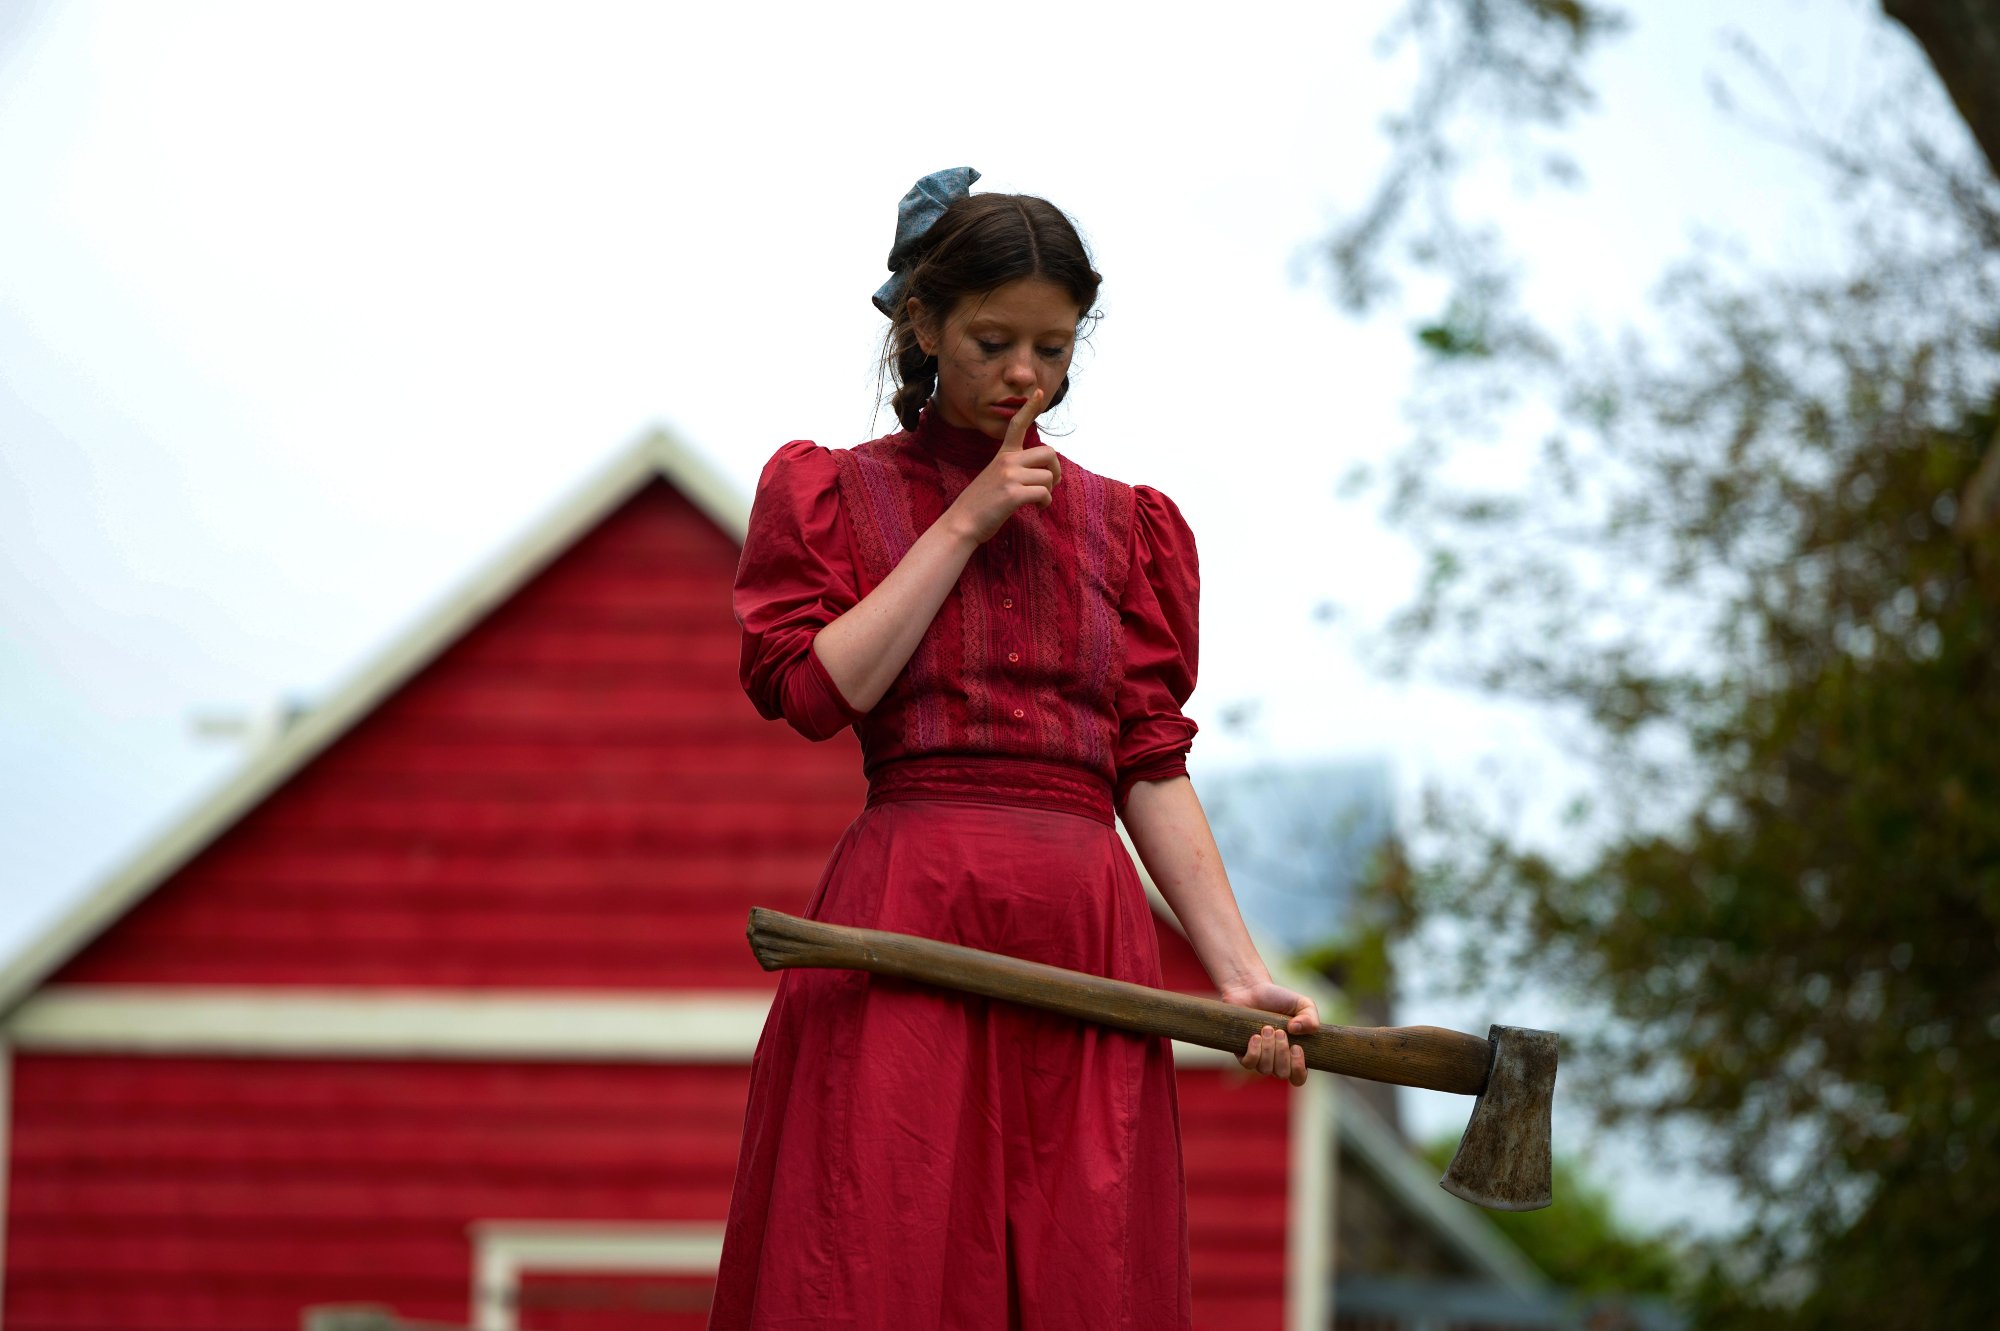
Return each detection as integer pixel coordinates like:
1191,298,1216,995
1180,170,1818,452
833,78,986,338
1113,485,1200,807
733,441,868,741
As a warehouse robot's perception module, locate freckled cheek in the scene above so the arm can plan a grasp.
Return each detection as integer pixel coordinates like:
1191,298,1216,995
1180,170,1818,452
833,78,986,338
936,352,989,395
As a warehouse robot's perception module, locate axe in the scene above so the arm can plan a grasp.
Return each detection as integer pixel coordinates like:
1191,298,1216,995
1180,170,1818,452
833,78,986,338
745,908,1558,1212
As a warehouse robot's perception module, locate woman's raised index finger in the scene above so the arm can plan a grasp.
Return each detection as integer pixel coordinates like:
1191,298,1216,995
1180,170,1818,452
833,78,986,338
999,388,1045,452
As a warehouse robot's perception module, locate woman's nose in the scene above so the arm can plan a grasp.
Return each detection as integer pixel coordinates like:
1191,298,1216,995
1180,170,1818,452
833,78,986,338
1004,350,1037,386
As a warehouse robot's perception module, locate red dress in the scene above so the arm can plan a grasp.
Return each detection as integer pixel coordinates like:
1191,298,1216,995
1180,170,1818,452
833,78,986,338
711,407,1201,1330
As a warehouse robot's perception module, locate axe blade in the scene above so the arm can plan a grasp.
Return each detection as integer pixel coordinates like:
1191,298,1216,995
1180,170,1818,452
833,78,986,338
1439,1024,1559,1212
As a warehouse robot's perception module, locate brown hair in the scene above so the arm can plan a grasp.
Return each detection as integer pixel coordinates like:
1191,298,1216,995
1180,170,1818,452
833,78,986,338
885,193,1102,431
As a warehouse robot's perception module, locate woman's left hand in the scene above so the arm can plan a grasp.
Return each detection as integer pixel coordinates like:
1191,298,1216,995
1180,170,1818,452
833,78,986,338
1221,981,1321,1087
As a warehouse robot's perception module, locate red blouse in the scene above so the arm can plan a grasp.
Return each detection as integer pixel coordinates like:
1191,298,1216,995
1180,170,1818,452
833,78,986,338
734,407,1200,816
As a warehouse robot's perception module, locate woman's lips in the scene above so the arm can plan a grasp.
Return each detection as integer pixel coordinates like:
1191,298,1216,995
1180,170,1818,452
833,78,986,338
991,398,1027,416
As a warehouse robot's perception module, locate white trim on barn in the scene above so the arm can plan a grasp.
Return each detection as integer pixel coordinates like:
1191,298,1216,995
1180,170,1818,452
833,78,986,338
468,1221,726,1331
1160,1041,1245,1068
3,985,1291,1080
5,988,773,1061
0,429,740,1022
1289,1065,1334,1331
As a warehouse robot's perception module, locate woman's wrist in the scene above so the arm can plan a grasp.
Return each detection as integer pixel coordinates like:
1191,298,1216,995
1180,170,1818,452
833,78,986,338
1211,958,1274,999
812,509,981,711
934,502,985,549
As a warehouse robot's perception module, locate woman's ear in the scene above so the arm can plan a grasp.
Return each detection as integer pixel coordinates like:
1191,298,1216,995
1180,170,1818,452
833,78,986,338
907,297,939,357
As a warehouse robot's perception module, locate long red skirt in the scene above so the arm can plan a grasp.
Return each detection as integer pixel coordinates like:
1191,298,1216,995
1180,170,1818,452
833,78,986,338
708,793,1192,1330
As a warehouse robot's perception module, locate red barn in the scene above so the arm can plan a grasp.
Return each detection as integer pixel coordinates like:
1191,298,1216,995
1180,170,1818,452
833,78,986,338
0,431,1531,1331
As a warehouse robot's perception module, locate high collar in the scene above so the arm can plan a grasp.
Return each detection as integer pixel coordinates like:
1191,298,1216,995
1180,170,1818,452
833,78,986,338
912,402,1040,468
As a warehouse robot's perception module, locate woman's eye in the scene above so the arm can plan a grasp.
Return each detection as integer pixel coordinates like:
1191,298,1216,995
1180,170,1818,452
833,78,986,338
971,338,1067,359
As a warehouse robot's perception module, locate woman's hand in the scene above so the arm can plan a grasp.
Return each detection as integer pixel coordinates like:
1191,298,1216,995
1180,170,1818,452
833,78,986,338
1222,980,1321,1088
944,388,1061,543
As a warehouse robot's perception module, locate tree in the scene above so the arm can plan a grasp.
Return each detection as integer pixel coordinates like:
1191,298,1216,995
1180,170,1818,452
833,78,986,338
1329,2,2000,1324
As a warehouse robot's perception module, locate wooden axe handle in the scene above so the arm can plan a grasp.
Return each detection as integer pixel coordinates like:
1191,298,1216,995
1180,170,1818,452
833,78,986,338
747,908,1491,1096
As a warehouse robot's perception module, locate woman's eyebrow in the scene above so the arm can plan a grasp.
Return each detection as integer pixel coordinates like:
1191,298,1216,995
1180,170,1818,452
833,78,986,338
965,318,1076,341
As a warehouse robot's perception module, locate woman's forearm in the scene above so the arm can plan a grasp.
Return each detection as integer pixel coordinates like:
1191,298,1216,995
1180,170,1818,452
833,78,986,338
1127,774,1321,1082
811,513,979,713
1120,776,1271,993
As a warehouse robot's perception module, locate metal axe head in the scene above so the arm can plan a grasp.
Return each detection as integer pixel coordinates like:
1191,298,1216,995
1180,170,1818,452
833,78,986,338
1439,1025,1559,1212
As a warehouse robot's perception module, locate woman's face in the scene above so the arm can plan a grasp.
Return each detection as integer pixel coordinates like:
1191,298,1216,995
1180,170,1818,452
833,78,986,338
915,277,1081,440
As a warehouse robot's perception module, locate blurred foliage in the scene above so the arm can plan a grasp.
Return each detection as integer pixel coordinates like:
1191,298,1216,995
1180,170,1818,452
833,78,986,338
1293,838,1409,1004
1417,1137,1684,1297
1333,2,2000,1325
1296,915,1396,1004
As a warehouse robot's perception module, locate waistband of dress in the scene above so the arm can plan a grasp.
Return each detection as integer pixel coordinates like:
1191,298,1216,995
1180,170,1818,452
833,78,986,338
865,756,1115,826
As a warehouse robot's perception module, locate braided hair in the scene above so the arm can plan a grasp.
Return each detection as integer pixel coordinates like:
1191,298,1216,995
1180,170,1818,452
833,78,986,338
884,194,1102,431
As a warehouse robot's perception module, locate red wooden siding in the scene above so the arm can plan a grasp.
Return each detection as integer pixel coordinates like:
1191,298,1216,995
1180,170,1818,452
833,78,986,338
1182,1068,1293,1331
52,483,865,991
5,1053,1290,1331
4,1053,745,1330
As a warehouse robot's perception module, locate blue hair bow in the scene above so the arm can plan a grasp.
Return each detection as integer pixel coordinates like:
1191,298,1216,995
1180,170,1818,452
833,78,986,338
871,166,981,319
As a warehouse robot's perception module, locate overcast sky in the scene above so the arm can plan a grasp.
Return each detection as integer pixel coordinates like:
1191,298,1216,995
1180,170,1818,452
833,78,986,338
1,0,1918,1233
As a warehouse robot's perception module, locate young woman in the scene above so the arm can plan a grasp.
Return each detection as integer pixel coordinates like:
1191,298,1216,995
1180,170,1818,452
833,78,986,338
711,168,1318,1330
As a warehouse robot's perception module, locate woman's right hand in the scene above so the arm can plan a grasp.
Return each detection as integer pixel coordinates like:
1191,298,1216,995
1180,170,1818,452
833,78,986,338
945,389,1061,544
811,387,1055,712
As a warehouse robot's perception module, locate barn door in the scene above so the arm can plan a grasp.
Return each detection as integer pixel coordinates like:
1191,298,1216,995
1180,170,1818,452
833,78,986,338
470,1222,723,1331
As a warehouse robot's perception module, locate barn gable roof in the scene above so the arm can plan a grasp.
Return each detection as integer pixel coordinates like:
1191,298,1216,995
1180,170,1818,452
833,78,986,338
0,429,745,1018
